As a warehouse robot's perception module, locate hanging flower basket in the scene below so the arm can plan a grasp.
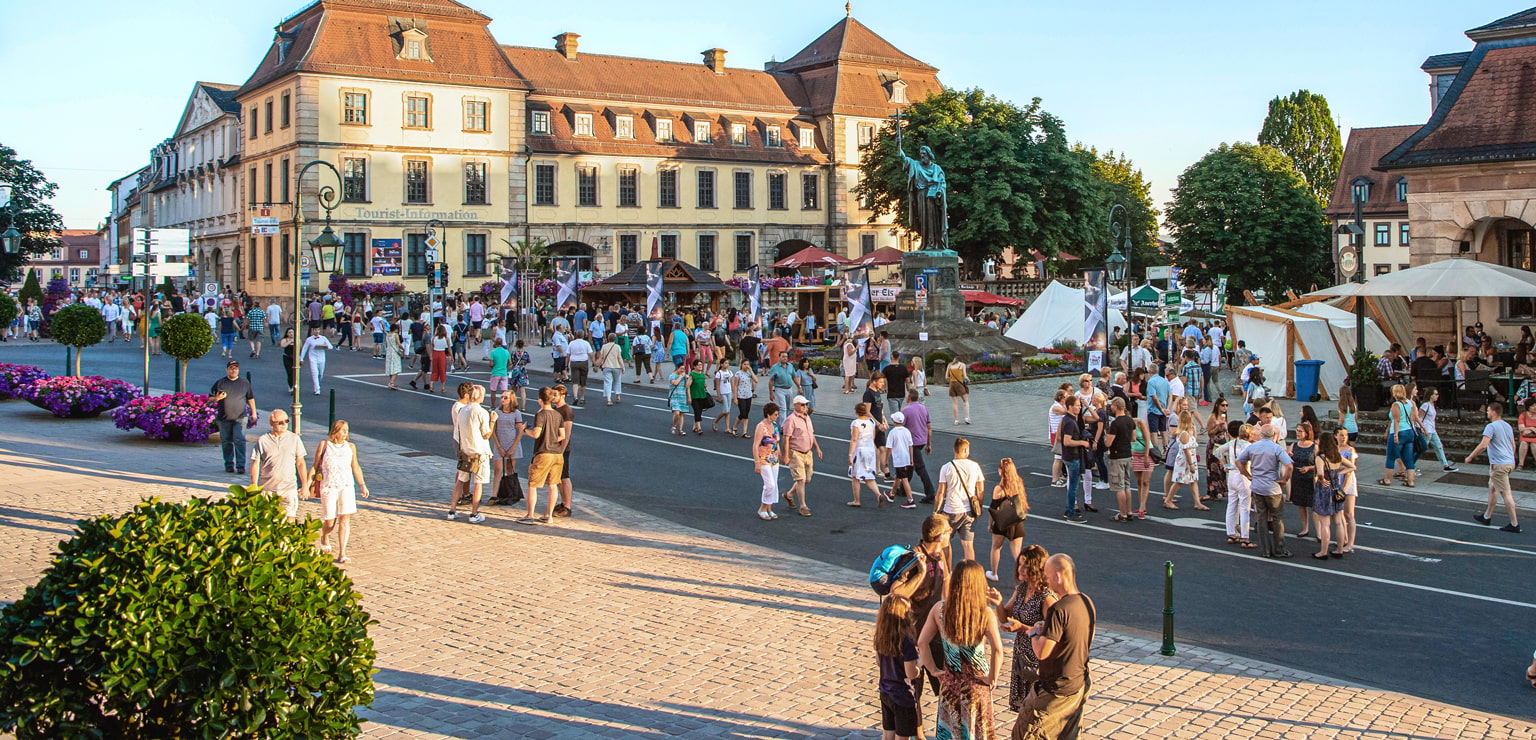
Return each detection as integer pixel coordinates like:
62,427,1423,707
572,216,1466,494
19,376,141,419
0,363,50,400
112,392,219,443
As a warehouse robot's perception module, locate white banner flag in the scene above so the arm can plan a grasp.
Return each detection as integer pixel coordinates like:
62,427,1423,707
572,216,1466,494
555,258,580,310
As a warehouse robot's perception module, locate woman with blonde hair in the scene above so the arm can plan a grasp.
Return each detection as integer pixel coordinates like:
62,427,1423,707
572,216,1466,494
311,420,370,564
998,545,1057,714
908,354,928,399
947,360,972,425
1380,383,1420,487
917,560,1003,740
1166,410,1207,510
986,458,1029,582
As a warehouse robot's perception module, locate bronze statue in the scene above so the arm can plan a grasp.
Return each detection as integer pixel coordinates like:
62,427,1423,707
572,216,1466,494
895,119,948,252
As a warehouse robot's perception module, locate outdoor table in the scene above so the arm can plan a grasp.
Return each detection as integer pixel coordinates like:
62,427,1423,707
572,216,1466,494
1490,371,1525,404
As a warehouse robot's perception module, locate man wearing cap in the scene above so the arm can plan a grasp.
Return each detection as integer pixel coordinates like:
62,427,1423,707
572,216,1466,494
1240,353,1261,391
781,395,822,516
210,360,256,474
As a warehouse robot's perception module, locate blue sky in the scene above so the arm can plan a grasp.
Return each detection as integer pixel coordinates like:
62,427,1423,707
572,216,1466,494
0,0,1520,229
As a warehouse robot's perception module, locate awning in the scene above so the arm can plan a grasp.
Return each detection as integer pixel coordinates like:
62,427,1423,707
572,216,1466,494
963,290,1024,307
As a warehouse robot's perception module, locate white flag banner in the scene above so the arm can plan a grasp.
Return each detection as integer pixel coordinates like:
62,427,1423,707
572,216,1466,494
555,258,580,310
645,261,665,321
845,267,873,332
746,264,763,322
499,264,518,306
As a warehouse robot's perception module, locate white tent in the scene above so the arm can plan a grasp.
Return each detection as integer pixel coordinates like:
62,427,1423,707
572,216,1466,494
1006,280,1127,349
1227,304,1389,401
1109,285,1193,313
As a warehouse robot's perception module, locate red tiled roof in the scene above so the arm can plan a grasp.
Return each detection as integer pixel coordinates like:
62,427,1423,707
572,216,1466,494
1325,126,1417,216
504,46,807,113
527,97,826,165
1381,41,1536,169
239,0,527,96
775,17,936,73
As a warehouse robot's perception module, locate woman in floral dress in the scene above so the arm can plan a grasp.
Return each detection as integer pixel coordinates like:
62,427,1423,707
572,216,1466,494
998,545,1057,713
509,339,532,408
383,325,403,389
918,560,1003,740
1204,398,1230,502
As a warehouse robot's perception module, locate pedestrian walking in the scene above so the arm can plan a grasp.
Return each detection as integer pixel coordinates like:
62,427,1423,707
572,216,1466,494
299,326,333,396
510,339,532,409
488,338,511,395
873,594,922,740
1468,401,1523,533
1057,396,1089,521
901,390,937,503
909,355,929,400
667,363,691,435
998,545,1057,715
245,304,266,359
279,328,298,392
217,308,239,359
430,324,450,393
935,438,986,563
489,391,526,507
916,560,1002,740
887,411,917,509
986,458,1028,580
710,358,734,430
731,359,755,437
448,384,492,523
768,351,797,418
311,420,369,563
1237,425,1295,558
1203,398,1230,503
1380,384,1421,487
848,403,886,507
383,325,403,389
597,333,625,405
568,331,593,405
210,360,256,474
752,403,782,520
1418,387,1457,471
687,360,711,434
782,396,822,516
1013,554,1095,740
947,360,971,425
249,409,308,521
796,357,819,414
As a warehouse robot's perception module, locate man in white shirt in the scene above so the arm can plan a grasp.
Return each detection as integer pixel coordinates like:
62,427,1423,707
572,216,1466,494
786,310,800,343
934,437,985,564
265,300,283,345
566,331,592,405
887,411,917,509
101,300,121,342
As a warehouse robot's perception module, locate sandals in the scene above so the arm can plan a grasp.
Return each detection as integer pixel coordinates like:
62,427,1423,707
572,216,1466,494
1226,535,1240,545
798,507,813,517
1376,479,1392,487
1239,540,1257,549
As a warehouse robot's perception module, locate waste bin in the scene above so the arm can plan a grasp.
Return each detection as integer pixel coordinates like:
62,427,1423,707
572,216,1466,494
1293,359,1325,402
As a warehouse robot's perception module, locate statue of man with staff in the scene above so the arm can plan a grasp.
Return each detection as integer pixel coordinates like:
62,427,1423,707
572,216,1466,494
894,112,949,252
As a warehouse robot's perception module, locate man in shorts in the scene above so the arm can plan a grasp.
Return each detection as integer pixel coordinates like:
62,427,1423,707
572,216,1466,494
1103,398,1136,521
554,385,577,517
781,395,822,516
1145,364,1171,450
522,386,567,524
551,326,570,383
250,409,308,521
488,338,511,393
886,411,917,508
935,437,985,562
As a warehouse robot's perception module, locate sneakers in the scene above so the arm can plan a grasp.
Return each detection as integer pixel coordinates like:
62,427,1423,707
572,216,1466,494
1093,481,1110,490
468,513,485,524
446,512,458,521
553,504,571,518
984,570,998,582
1474,513,1493,526
1443,465,1459,472
1083,504,1099,513
901,501,918,510
1050,480,1068,488
1501,523,1523,533
1063,513,1087,522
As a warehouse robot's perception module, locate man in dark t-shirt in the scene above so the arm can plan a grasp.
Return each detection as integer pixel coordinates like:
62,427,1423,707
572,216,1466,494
1057,396,1087,521
881,353,910,417
1104,399,1136,521
210,360,256,474
523,386,567,524
1016,553,1096,740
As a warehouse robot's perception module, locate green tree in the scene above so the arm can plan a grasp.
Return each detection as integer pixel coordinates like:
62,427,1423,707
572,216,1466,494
0,144,65,283
0,486,376,739
853,88,1105,277
1257,90,1343,206
49,303,106,376
160,312,214,392
1165,142,1331,302
0,293,16,333
18,268,42,307
496,237,553,279
1075,146,1164,277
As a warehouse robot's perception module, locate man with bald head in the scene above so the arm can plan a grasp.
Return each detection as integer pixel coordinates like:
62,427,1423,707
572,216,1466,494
1237,424,1294,559
1014,553,1096,740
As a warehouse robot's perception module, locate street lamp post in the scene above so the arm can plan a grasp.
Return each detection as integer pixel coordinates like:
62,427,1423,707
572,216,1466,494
291,160,344,435
0,183,24,256
1335,194,1368,354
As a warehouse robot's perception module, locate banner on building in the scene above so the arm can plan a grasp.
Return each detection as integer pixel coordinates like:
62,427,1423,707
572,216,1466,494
555,258,580,310
845,267,874,333
370,239,402,276
1214,274,1229,310
645,261,665,322
745,264,763,322
1083,269,1109,372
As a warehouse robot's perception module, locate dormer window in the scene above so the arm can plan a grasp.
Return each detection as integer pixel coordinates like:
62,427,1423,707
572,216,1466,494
574,113,594,137
1396,179,1408,203
885,79,908,105
616,116,635,139
397,28,431,62
1351,179,1371,204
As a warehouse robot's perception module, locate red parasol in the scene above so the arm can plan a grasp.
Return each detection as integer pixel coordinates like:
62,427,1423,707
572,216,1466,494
962,289,1025,307
846,246,906,268
771,246,849,269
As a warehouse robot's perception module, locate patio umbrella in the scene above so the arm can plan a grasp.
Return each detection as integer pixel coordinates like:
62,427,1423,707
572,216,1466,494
962,289,1024,307
846,246,906,268
1308,258,1536,298
772,246,848,269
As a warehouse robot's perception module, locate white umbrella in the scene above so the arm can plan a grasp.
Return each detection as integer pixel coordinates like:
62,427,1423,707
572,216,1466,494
1309,258,1536,298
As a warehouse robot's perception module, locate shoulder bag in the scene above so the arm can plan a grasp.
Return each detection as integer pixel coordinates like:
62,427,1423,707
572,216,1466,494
953,463,983,518
990,492,1026,530
309,442,328,498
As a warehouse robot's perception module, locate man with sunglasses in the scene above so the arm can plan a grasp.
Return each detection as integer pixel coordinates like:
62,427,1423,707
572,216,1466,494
250,409,309,521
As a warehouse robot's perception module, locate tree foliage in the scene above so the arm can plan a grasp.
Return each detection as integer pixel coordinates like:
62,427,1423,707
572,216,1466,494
0,293,16,331
18,269,42,307
0,486,376,739
853,89,1105,276
161,312,214,392
0,144,65,284
496,237,553,279
1257,90,1343,206
1165,143,1331,302
49,304,106,376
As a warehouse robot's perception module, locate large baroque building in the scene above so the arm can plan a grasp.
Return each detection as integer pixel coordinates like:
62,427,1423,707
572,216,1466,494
1377,7,1536,341
106,0,940,307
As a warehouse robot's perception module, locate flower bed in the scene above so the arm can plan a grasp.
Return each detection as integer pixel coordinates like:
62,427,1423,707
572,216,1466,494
19,376,141,418
0,363,50,400
112,392,218,442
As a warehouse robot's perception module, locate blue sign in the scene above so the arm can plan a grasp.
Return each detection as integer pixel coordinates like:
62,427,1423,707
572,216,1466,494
914,275,929,292
923,268,940,274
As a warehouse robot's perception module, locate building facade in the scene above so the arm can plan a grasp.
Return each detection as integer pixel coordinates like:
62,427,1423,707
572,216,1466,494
1379,8,1536,342
1327,126,1418,280
28,230,103,288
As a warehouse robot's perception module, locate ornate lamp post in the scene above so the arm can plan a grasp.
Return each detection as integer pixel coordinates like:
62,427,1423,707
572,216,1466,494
1107,203,1132,287
0,184,23,255
290,160,344,434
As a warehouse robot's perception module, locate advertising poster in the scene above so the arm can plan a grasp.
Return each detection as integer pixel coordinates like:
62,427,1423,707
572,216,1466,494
370,239,402,276
1083,269,1109,372
556,258,580,310
845,267,874,333
645,261,665,322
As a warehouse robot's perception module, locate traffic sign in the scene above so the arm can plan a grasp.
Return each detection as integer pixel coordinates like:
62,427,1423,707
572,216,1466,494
300,254,311,268
914,275,928,292
916,288,929,309
251,217,279,226
922,268,939,274
301,268,312,286
425,234,440,250
204,283,217,295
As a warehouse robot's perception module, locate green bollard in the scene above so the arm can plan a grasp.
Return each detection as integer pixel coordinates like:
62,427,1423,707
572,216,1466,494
328,388,336,429
173,360,181,393
64,346,72,376
1161,561,1176,656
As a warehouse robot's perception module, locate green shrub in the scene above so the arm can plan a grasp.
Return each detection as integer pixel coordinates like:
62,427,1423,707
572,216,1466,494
161,312,215,392
18,269,42,308
1347,348,1380,387
924,350,954,377
0,485,376,738
0,292,16,331
50,303,106,376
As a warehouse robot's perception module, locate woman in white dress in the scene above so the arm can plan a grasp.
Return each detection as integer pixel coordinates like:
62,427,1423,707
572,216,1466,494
384,325,403,389
313,420,369,564
847,402,887,507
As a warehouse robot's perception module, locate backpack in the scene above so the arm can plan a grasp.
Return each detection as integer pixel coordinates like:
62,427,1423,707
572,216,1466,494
869,544,919,596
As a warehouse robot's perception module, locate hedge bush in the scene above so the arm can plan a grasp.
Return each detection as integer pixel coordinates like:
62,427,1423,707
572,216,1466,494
0,292,17,332
161,312,215,393
0,485,376,738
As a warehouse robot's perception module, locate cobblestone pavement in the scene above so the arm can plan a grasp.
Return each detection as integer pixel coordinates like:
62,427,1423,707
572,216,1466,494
1,399,1532,738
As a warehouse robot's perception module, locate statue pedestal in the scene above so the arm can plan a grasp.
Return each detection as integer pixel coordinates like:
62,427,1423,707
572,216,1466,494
876,249,1035,363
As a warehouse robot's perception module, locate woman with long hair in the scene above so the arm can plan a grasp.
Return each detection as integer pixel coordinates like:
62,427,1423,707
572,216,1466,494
1289,421,1318,539
1419,386,1457,472
848,402,884,507
947,360,972,425
1337,384,1359,443
384,324,403,390
873,595,921,740
1380,383,1420,487
909,355,928,400
918,560,1002,740
1130,413,1155,520
1312,432,1347,560
842,338,859,394
986,458,1029,581
1335,427,1360,554
430,324,451,393
1203,397,1230,502
688,360,711,435
667,360,691,435
752,403,782,520
280,327,298,392
998,545,1057,714
490,391,525,507
312,420,369,564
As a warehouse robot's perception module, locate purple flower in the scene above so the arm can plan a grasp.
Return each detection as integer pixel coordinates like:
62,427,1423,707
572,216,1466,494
0,364,51,400
112,392,218,442
19,375,141,418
